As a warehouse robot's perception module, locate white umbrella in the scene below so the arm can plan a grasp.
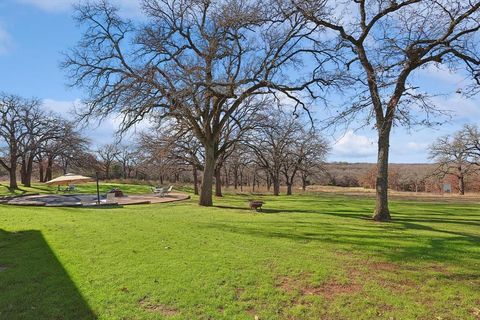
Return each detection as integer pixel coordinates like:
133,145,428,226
45,173,94,186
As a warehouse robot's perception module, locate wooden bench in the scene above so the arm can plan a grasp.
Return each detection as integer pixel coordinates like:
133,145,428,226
249,201,264,212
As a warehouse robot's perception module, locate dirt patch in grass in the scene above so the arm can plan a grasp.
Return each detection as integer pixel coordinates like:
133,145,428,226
427,264,450,274
139,297,179,317
310,280,362,299
471,306,480,318
368,261,398,272
246,307,256,315
0,264,8,272
347,261,418,294
246,306,260,319
277,274,361,300
235,287,245,300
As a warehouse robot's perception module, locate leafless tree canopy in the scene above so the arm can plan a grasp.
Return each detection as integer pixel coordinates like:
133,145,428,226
290,0,480,220
429,124,480,195
61,0,480,215
63,0,339,205
245,110,329,195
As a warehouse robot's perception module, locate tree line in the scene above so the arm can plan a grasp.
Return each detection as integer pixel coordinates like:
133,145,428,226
2,93,479,198
429,125,480,195
137,109,329,196
0,95,328,195
0,94,89,189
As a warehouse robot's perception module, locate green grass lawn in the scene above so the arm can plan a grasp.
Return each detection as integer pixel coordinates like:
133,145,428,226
1,192,479,319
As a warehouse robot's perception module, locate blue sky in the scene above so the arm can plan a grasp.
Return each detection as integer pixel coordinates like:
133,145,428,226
1,0,479,163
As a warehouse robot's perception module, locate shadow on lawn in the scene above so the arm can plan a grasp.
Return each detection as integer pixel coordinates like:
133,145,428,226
202,203,480,267
0,229,96,319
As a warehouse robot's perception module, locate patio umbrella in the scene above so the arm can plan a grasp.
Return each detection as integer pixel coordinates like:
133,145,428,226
46,173,101,204
45,173,94,186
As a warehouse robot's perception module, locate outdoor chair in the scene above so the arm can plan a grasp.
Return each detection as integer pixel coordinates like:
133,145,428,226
64,185,77,192
152,187,165,197
106,192,116,203
164,186,173,196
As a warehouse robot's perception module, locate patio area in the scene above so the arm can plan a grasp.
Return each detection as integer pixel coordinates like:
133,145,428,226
4,192,190,207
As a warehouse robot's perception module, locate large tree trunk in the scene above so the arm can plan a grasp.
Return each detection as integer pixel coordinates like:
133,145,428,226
199,143,215,206
23,156,34,187
20,157,27,186
373,130,392,221
252,172,256,192
45,156,53,182
301,175,307,191
193,165,199,195
215,166,222,197
39,162,44,182
9,152,18,189
223,166,229,188
62,159,68,175
9,167,17,189
272,173,280,196
458,172,465,195
233,168,238,190
240,170,243,192
286,183,292,195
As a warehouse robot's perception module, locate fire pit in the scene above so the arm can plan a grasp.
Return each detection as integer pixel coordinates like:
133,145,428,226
108,188,124,197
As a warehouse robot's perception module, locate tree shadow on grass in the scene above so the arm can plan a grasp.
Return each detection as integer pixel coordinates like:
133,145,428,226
0,229,96,319
201,214,480,267
78,204,124,210
210,198,480,267
28,185,56,193
213,205,372,219
0,184,25,195
214,205,252,211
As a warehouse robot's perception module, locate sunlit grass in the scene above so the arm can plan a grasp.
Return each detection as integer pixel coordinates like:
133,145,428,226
0,192,479,319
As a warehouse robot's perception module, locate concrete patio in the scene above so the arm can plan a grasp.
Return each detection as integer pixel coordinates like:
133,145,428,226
4,192,190,207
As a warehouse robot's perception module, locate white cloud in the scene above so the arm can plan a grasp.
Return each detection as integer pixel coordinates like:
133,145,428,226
432,94,480,121
405,141,428,152
331,130,376,158
43,98,82,118
0,25,12,55
419,64,465,85
42,98,154,145
15,0,142,16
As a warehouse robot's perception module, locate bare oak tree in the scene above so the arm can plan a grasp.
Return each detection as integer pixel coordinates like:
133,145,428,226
464,124,480,162
284,129,329,194
293,0,480,220
247,111,300,195
96,143,120,179
429,128,478,195
19,109,64,187
64,0,333,206
39,121,90,181
0,94,41,189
